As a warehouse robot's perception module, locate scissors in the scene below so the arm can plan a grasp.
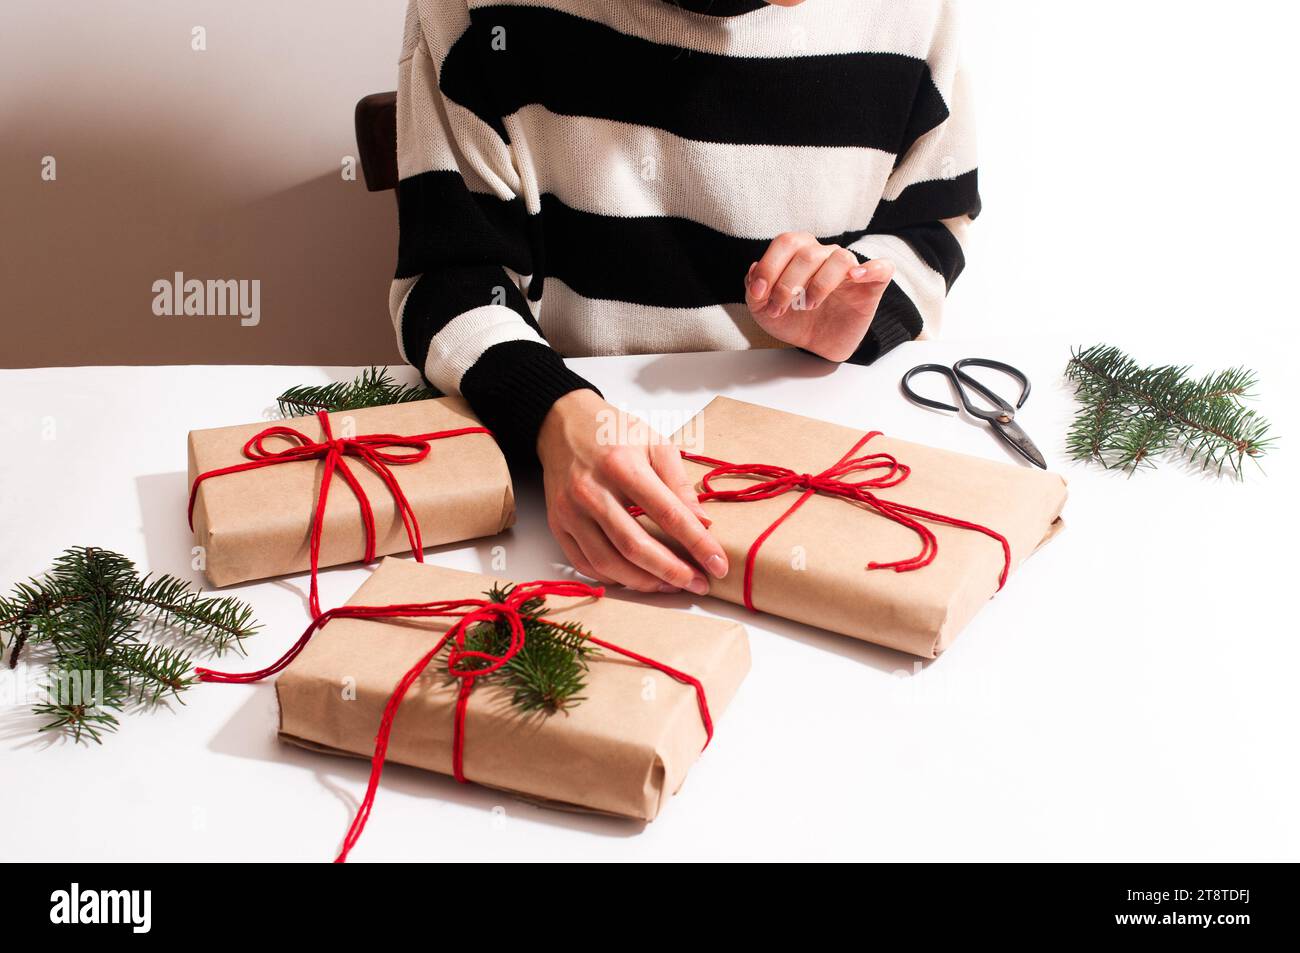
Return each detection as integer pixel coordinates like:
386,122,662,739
900,358,1047,469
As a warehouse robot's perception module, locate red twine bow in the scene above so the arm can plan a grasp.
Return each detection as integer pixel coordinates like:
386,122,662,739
642,432,1012,612
195,579,713,863
187,410,492,618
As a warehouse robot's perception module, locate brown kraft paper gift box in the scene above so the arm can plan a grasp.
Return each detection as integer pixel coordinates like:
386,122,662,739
276,558,751,821
187,398,515,588
645,397,1068,658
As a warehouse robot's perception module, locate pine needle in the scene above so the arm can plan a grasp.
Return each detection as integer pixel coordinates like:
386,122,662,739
0,547,260,743
1065,344,1275,477
448,584,599,715
276,366,435,418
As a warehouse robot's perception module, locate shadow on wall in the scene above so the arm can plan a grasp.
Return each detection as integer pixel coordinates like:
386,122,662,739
1,104,402,369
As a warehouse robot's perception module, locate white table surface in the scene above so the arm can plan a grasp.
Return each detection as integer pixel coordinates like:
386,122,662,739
2,341,1296,862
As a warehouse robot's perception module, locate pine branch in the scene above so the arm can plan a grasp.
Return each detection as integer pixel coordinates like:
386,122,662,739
450,584,599,715
127,574,258,655
0,547,260,742
1065,344,1275,476
275,366,435,418
113,642,198,702
34,656,127,744
34,697,123,745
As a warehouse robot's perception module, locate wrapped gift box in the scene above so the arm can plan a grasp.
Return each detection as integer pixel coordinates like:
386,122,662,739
275,558,751,821
647,397,1068,658
187,398,514,587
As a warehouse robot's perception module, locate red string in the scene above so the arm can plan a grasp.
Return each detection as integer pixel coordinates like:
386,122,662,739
634,432,1012,611
194,580,714,863
187,410,492,618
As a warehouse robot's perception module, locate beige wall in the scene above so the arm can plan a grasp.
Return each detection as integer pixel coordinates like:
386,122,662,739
0,0,410,368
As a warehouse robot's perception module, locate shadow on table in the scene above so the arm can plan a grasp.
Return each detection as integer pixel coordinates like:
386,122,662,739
0,704,66,750
262,524,525,618
207,689,644,846
607,588,931,676
0,670,192,751
632,348,837,395
136,471,206,586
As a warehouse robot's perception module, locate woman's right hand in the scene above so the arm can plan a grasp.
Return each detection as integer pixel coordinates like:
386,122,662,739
536,389,729,594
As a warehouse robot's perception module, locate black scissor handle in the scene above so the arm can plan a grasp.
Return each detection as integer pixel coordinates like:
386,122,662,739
901,358,1031,422
900,363,966,413
953,358,1031,410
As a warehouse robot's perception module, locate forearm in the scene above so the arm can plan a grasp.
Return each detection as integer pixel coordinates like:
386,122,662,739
844,2,978,365
394,270,597,461
460,339,598,462
391,4,598,460
846,212,973,364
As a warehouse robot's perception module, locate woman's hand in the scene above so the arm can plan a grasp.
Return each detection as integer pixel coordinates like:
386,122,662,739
536,389,729,594
745,232,895,363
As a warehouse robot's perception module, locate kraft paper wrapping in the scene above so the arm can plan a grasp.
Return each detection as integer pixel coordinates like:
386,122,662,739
276,558,751,821
187,398,515,588
648,397,1068,658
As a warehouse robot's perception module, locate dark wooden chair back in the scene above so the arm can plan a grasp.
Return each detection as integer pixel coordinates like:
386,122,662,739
355,92,399,192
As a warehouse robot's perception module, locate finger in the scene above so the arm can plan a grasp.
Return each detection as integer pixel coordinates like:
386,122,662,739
587,486,711,593
649,441,710,526
746,232,812,313
847,261,894,318
621,463,730,581
571,516,682,594
576,456,708,590
804,247,860,311
765,243,834,317
848,258,895,286
556,530,606,584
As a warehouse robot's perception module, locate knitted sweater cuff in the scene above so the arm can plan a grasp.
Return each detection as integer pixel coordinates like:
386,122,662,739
847,280,925,365
458,339,600,463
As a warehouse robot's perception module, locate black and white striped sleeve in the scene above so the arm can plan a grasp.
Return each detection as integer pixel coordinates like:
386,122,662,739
389,0,595,458
846,0,980,364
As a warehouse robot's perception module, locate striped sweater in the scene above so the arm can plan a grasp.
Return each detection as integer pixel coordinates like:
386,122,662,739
390,0,979,456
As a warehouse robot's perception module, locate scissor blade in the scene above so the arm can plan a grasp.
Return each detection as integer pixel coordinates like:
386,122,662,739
990,418,1048,469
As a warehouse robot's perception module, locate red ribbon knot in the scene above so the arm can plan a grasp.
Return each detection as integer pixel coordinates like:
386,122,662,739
196,578,714,862
667,431,1012,612
188,410,493,618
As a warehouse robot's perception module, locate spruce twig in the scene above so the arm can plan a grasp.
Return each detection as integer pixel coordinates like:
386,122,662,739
0,547,260,743
448,584,599,714
1064,344,1275,476
276,366,435,418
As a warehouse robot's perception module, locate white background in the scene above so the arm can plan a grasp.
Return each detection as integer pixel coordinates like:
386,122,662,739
2,0,1299,861
960,0,1300,352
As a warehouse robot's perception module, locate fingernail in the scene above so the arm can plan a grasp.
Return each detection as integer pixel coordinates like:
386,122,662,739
686,575,710,596
705,554,728,579
750,278,767,299
850,266,868,279
657,583,679,593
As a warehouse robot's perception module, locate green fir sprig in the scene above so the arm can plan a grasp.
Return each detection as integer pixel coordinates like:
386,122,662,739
276,366,435,418
0,547,260,743
448,584,599,714
1064,344,1274,476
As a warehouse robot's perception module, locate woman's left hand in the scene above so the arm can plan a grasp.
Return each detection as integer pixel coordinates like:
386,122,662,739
745,232,895,362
